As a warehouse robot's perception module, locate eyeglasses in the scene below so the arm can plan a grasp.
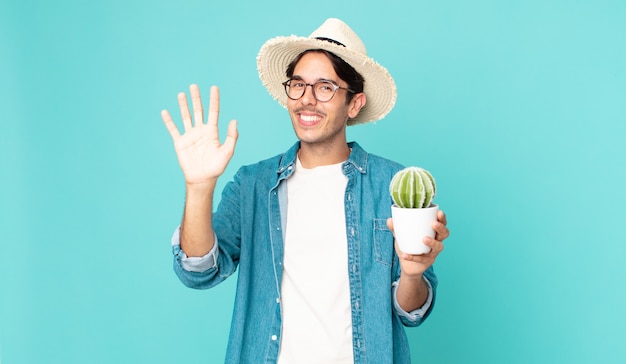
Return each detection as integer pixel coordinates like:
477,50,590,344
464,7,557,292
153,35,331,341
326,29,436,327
282,79,354,103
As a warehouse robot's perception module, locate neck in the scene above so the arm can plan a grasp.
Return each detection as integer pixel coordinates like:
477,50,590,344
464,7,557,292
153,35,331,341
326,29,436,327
298,142,350,168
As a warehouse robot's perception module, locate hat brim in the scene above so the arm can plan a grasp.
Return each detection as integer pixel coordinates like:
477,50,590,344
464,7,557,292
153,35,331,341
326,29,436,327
257,36,397,125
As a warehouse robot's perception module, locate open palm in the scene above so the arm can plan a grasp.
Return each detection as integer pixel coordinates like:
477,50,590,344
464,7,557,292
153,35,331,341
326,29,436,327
161,84,238,185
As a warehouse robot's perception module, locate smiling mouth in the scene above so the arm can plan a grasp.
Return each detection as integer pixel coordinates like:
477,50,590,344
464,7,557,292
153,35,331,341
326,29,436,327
299,114,322,124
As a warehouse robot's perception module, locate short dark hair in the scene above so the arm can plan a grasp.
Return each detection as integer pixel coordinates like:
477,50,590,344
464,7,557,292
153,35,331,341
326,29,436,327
285,49,365,104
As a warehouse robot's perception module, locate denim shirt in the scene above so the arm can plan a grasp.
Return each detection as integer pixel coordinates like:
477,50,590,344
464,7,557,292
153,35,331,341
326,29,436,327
172,141,438,364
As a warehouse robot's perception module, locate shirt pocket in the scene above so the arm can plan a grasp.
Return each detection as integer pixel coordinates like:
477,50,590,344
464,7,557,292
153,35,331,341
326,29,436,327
373,218,395,267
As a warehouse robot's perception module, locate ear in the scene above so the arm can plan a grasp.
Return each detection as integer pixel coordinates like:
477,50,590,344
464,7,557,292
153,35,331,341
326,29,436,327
348,93,367,119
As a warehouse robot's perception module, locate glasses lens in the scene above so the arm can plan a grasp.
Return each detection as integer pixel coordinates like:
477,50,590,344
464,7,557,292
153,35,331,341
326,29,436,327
314,81,336,102
285,80,305,100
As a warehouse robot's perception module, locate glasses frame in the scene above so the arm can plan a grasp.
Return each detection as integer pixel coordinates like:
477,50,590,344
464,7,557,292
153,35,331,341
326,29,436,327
282,79,355,103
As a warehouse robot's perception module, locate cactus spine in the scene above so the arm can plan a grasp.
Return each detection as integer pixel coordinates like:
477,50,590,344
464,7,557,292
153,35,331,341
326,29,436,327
389,167,436,208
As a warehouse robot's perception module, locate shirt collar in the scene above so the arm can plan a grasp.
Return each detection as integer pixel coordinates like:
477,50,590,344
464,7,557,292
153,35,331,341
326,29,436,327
277,141,368,175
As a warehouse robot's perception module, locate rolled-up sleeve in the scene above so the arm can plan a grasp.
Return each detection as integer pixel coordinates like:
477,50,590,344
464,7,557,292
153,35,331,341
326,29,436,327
171,226,219,273
392,275,434,326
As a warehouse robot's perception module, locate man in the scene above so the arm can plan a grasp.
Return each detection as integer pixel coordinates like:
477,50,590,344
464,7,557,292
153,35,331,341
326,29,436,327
162,18,450,364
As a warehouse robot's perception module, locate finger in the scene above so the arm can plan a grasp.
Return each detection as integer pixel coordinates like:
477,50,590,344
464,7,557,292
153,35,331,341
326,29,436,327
207,85,220,126
395,241,433,261
190,84,204,126
432,220,450,241
161,109,180,140
178,92,192,131
423,236,444,254
437,210,447,225
397,249,433,263
222,119,239,152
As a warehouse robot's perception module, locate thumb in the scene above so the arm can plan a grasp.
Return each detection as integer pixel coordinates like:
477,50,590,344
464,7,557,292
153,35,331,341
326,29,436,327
386,217,394,233
223,119,239,151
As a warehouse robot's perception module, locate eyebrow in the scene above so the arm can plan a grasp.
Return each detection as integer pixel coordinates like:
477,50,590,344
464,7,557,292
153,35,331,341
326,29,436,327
290,76,340,86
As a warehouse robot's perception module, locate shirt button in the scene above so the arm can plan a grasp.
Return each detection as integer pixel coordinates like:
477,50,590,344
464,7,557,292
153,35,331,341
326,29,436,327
276,298,280,303
271,335,278,341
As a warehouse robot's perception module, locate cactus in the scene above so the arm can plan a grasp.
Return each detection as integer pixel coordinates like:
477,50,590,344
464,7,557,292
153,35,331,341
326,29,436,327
389,167,436,208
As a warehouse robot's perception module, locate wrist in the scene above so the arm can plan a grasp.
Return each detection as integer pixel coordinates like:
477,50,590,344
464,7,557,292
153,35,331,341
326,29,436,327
185,179,218,193
400,272,425,284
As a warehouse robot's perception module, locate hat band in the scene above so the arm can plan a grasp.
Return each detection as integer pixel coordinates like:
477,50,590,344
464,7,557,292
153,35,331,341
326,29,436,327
315,37,346,47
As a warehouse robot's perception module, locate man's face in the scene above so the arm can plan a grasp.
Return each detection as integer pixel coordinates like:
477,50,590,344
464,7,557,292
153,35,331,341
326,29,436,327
286,52,364,148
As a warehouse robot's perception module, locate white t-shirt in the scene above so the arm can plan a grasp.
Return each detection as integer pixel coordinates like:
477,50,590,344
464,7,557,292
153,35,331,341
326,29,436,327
277,158,353,364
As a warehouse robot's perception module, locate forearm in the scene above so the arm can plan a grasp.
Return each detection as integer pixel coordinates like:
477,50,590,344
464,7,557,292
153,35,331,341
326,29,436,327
180,180,218,257
395,273,430,313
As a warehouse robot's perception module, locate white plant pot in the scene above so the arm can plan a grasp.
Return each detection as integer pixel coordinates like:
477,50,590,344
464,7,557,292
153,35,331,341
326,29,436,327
391,204,439,255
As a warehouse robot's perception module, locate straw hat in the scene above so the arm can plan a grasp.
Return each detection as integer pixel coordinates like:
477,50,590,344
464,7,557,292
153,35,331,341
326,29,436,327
257,18,397,125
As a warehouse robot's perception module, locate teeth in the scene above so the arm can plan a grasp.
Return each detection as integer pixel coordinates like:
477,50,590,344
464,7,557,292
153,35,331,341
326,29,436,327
300,114,321,122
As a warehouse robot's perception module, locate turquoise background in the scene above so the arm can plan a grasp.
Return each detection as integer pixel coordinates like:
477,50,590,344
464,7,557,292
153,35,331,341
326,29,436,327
1,0,625,363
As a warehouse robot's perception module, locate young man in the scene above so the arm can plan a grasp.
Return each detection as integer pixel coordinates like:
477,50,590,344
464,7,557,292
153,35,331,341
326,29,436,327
162,18,450,364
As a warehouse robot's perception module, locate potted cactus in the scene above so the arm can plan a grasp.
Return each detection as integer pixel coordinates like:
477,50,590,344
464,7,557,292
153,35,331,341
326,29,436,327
389,166,438,255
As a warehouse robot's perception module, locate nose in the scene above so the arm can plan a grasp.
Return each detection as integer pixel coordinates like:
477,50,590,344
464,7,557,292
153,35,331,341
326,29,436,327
300,84,318,105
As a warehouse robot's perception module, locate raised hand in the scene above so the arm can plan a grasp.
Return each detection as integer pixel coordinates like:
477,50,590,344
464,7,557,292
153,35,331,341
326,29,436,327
161,84,238,186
